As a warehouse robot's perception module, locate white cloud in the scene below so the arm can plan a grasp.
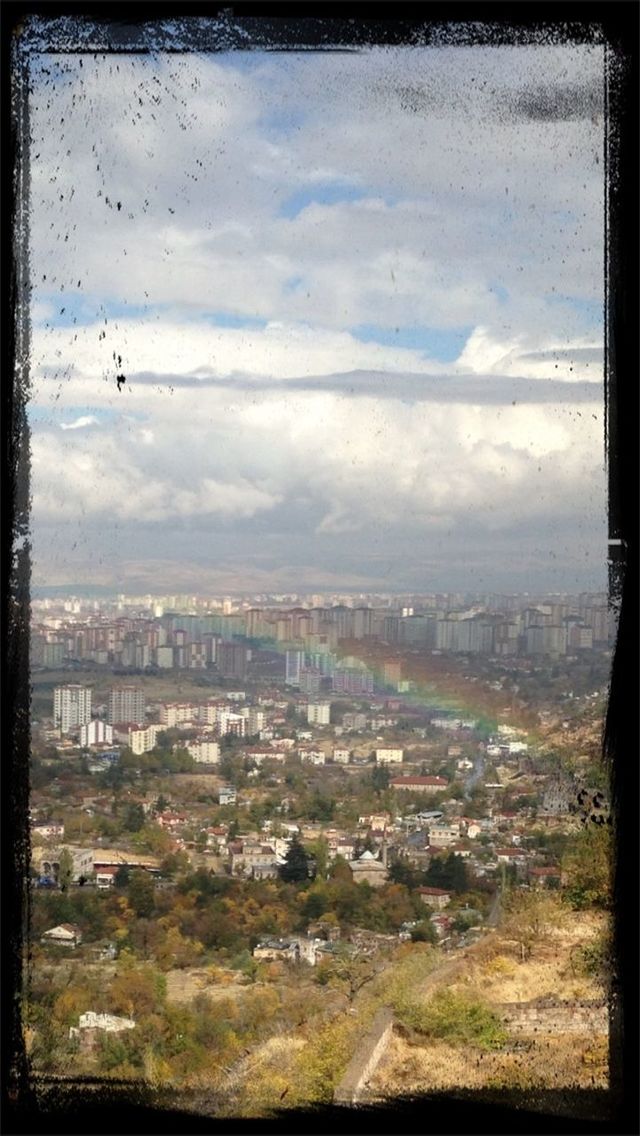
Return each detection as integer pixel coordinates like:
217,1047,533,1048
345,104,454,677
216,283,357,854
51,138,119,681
60,414,99,430
25,43,607,590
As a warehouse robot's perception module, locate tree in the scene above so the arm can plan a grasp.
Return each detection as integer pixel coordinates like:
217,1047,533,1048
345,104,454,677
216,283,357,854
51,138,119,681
57,848,74,892
500,889,568,962
123,803,146,832
411,920,438,944
114,865,131,889
279,834,313,883
371,766,390,794
562,823,612,910
307,837,329,881
127,870,156,919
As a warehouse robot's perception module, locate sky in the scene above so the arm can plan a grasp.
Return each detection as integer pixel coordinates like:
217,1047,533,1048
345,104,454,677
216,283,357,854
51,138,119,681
26,41,607,595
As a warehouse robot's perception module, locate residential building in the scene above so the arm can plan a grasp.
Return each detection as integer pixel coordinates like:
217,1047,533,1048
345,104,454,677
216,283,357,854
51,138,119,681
42,923,83,948
306,702,331,726
285,649,305,687
53,685,92,734
107,686,145,726
389,776,449,793
375,748,403,764
128,723,162,755
417,887,452,911
187,739,220,764
79,720,113,747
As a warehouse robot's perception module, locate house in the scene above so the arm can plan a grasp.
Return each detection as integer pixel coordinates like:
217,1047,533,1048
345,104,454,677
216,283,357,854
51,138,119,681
69,1011,135,1051
347,850,388,888
416,887,452,911
229,841,278,878
218,786,237,806
35,846,94,884
32,821,65,840
428,824,460,848
389,776,448,793
42,923,82,947
430,913,454,939
528,865,561,888
253,938,299,963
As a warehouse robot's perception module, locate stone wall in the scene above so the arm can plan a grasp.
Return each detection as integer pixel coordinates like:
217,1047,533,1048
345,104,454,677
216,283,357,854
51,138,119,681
499,998,608,1035
333,1007,394,1105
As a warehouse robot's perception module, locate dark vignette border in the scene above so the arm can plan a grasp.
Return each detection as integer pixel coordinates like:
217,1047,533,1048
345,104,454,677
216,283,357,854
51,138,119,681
1,3,637,1133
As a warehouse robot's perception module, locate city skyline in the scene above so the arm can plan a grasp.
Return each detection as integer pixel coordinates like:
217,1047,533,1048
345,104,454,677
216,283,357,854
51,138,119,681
28,41,606,594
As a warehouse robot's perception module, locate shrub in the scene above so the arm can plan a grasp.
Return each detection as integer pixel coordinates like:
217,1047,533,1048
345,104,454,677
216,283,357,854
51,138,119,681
395,989,507,1050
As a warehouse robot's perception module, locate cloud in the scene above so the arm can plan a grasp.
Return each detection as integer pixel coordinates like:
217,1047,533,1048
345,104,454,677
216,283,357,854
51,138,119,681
60,414,99,430
24,43,607,591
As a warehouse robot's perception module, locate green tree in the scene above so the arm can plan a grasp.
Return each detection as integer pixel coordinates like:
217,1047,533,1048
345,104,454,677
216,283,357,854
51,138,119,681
562,823,612,910
308,836,330,881
57,848,74,892
127,870,156,918
279,834,314,883
114,865,131,889
123,803,146,832
371,766,390,793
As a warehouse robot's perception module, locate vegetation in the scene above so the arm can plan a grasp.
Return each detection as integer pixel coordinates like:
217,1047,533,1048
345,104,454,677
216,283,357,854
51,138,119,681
395,988,507,1050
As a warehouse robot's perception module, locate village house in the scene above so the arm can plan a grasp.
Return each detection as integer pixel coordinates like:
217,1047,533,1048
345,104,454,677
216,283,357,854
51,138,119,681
69,1011,135,1051
417,887,452,911
228,840,279,878
245,746,286,765
218,786,237,806
427,823,460,849
42,923,83,948
430,913,454,939
528,865,562,888
390,775,449,793
31,820,65,841
156,811,188,830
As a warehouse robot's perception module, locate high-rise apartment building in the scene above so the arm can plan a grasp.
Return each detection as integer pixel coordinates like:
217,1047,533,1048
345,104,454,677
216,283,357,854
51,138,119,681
107,686,145,726
53,685,92,734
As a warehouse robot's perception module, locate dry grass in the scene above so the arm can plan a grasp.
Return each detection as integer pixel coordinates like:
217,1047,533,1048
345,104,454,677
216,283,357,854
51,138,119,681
370,1033,609,1097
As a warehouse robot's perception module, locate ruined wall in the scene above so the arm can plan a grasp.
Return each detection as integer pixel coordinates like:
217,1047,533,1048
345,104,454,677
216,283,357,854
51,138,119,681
499,998,608,1035
333,1006,394,1105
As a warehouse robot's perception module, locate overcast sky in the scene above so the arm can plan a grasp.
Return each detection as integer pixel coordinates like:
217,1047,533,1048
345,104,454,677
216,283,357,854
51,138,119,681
27,42,607,595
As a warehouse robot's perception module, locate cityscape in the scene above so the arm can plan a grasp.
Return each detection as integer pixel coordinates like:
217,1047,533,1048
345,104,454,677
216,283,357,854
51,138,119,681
27,587,613,1115
18,23,616,1131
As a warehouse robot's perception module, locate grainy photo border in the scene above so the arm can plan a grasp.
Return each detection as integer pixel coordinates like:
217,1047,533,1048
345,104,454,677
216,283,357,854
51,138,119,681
2,3,638,1133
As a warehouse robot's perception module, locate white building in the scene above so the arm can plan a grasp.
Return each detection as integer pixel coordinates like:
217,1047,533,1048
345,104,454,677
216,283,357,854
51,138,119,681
79,720,113,747
128,723,162,755
217,710,246,737
306,702,330,726
375,748,403,764
333,748,351,764
160,703,198,728
187,739,220,764
53,685,92,734
241,707,265,734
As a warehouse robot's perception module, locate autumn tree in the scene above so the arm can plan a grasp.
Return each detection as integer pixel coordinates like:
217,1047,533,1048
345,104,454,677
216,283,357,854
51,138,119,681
500,888,568,962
